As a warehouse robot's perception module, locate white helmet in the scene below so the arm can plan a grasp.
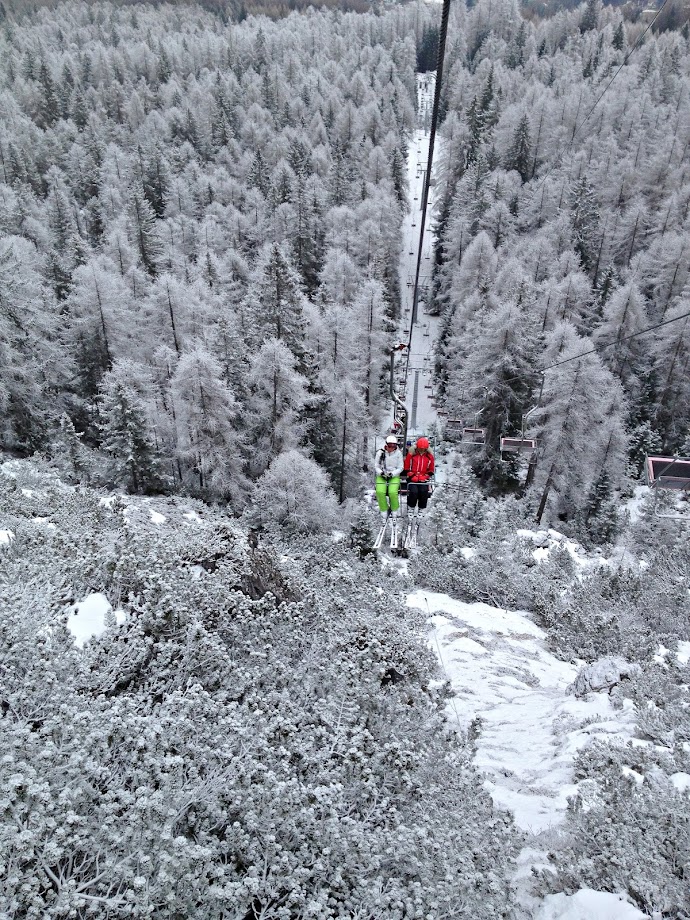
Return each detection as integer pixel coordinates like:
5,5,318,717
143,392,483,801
385,435,398,446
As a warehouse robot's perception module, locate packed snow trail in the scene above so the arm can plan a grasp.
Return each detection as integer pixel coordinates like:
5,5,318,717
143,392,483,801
407,588,648,919
409,589,637,833
397,73,442,440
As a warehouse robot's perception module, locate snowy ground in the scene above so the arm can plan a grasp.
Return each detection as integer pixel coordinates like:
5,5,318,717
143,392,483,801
409,589,637,833
407,589,645,918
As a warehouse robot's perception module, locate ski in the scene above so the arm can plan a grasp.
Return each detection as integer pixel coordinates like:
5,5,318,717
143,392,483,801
390,517,399,551
373,516,389,549
404,519,420,550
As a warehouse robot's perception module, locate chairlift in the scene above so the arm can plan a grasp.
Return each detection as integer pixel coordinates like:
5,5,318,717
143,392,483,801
645,456,690,490
460,427,486,446
644,455,690,521
500,436,537,461
442,418,464,442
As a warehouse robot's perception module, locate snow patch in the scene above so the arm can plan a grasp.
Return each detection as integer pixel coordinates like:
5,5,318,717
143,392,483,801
67,593,113,647
21,488,35,498
626,484,650,524
677,642,690,666
535,889,646,920
150,510,166,525
32,517,57,529
621,766,644,784
460,546,475,559
517,528,599,572
0,529,14,546
410,590,636,833
671,772,690,793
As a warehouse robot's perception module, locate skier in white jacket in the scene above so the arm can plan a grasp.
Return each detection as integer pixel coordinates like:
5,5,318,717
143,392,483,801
374,435,404,523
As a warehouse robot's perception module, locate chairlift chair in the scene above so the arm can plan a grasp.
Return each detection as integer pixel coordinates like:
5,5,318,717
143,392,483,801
645,456,690,490
442,418,464,441
460,427,486,446
644,455,690,521
500,436,537,462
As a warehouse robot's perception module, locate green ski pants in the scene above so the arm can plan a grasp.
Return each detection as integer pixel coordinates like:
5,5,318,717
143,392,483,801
375,475,401,513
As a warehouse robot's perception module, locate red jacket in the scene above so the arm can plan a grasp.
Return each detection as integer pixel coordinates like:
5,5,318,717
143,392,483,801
404,450,434,483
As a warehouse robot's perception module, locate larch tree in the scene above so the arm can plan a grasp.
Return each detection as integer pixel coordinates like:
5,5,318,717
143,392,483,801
505,113,532,183
97,360,163,494
244,242,308,363
245,337,310,479
0,237,67,452
170,347,246,504
593,281,649,401
651,300,690,450
531,322,627,524
445,298,541,490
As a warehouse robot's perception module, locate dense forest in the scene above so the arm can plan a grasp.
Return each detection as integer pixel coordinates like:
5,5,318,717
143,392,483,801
0,1,419,505
1,0,689,531
430,0,690,531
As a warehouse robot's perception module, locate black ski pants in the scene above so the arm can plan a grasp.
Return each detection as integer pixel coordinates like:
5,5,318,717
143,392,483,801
407,482,430,510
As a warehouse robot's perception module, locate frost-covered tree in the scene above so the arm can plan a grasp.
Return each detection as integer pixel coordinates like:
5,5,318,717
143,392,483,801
170,348,246,503
97,360,163,493
244,242,307,361
245,337,309,479
532,323,628,523
251,449,339,532
0,238,66,452
505,113,532,183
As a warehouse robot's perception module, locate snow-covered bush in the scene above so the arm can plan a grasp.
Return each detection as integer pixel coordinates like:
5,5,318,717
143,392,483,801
411,505,575,612
543,738,690,917
0,468,521,919
613,662,690,751
539,542,690,662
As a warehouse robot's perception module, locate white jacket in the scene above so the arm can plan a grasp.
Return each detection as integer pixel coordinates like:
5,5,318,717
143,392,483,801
375,446,403,477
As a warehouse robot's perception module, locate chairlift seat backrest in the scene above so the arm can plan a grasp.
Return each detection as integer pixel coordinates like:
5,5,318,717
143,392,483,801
461,427,486,445
645,456,690,490
500,437,537,455
444,419,464,431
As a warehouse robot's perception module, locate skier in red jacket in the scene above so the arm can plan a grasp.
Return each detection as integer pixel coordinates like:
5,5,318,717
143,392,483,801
404,437,434,519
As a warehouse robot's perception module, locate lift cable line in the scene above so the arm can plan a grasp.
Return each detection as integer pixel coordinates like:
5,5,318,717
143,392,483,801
405,0,452,386
570,0,673,146
540,306,690,375
528,0,676,203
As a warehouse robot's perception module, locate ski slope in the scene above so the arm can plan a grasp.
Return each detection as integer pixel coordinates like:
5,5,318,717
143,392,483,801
397,73,442,441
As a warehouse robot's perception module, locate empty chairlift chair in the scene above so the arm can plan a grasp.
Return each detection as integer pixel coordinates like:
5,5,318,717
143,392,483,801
645,455,690,520
460,427,486,447
500,436,538,462
443,418,464,441
645,456,690,490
